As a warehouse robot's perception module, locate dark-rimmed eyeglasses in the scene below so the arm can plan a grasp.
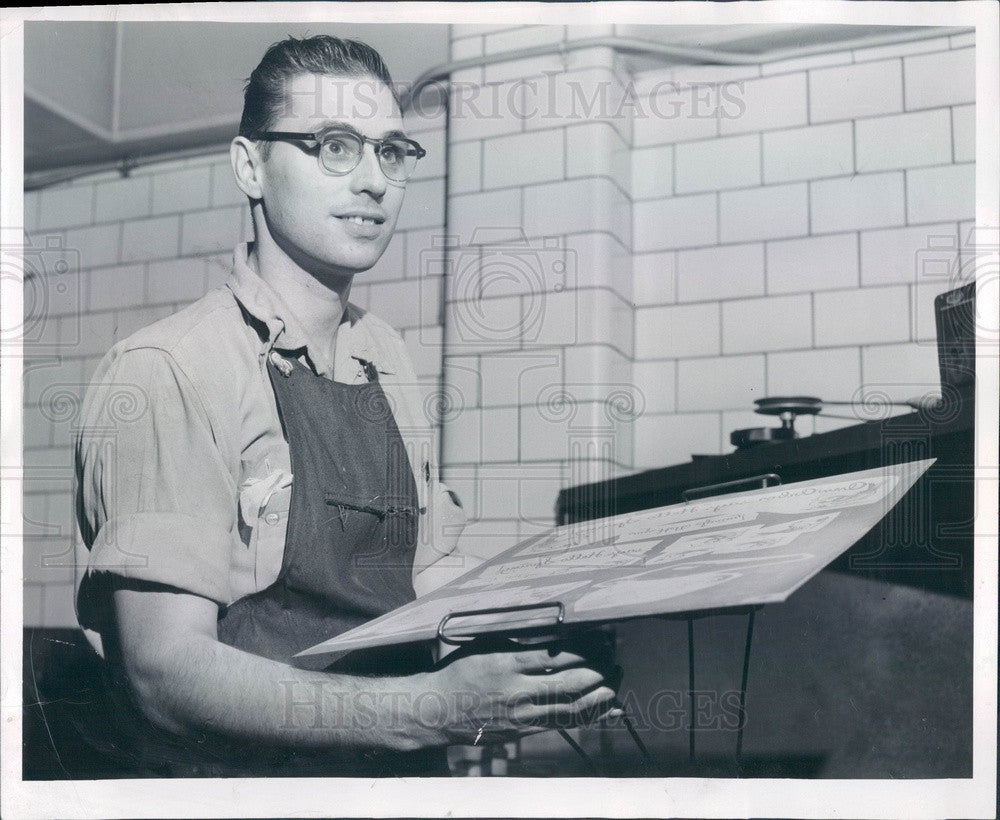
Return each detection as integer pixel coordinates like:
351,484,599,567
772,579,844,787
252,128,426,182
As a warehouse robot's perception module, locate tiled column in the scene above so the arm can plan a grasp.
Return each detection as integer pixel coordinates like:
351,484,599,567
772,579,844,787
439,25,637,566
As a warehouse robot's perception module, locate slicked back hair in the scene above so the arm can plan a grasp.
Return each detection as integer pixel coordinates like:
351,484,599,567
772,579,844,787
239,35,399,156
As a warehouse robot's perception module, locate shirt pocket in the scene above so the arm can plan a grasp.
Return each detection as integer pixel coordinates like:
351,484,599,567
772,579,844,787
238,468,292,591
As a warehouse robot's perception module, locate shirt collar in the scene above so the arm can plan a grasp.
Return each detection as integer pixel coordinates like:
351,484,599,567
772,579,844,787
224,242,376,381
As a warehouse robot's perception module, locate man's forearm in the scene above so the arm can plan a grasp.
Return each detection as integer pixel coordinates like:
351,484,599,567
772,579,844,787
131,633,443,752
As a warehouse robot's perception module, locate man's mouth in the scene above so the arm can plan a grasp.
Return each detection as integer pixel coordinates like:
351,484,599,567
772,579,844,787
338,214,384,226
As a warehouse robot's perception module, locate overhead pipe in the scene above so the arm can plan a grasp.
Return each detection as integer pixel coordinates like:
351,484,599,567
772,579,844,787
400,26,974,108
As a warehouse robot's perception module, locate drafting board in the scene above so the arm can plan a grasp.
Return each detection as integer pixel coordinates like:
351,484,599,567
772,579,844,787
297,459,934,663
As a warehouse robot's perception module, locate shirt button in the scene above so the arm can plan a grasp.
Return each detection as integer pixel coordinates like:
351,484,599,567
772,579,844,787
264,512,280,525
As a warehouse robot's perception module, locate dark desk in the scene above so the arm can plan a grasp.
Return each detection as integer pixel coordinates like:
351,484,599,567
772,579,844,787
554,386,975,777
558,384,975,598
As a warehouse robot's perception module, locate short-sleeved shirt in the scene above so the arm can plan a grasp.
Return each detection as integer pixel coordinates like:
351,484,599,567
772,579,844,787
75,243,464,653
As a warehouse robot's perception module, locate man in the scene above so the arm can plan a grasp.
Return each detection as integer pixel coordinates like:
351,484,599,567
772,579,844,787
74,35,618,777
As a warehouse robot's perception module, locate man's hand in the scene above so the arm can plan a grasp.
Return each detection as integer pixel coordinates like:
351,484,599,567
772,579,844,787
427,633,622,746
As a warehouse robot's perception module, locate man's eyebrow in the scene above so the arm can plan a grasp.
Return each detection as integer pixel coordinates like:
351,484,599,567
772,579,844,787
314,120,410,140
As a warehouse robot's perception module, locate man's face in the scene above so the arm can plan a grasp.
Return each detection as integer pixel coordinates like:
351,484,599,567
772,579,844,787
257,73,407,276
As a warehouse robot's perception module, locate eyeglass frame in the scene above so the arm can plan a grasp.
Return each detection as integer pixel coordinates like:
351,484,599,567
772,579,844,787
250,127,427,182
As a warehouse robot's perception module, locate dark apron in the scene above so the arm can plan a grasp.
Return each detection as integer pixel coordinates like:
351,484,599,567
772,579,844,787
108,353,448,778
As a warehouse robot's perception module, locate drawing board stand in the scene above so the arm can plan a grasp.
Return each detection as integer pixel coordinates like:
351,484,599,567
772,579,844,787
436,599,761,774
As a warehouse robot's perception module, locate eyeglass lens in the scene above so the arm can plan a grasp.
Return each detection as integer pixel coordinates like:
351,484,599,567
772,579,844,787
319,133,419,181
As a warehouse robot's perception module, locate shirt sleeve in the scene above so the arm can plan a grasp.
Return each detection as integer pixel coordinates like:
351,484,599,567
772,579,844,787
75,346,240,621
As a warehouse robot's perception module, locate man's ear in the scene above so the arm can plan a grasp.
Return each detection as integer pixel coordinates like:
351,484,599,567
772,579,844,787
230,136,264,200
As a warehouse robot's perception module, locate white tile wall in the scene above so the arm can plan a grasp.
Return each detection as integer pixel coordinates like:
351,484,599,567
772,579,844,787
449,77,524,142
396,179,446,231
719,73,809,135
37,184,94,230
720,183,808,243
120,215,180,263
811,172,906,234
402,325,444,378
855,109,952,172
676,242,765,302
526,67,631,144
479,351,562,408
443,355,481,408
87,263,146,312
906,163,975,224
767,346,861,399
65,222,122,269
677,354,766,411
912,280,959,343
563,232,631,299
523,177,630,248
675,134,760,194
448,140,482,195
531,288,633,355
860,223,959,287
567,122,630,196
180,207,244,256
563,344,633,407
442,406,483,464
763,122,853,184
633,194,716,252
65,310,117,358
152,166,213,215
809,59,904,123
476,467,525,519
405,227,447,278
366,279,425,330
766,233,859,293
445,291,520,352
632,412,721,469
210,160,247,207
361,233,405,282
448,189,522,244
412,127,447,181
861,342,940,398
631,144,673,200
482,128,564,190
904,48,975,110
23,357,85,409
94,176,152,223
952,105,975,163
633,86,719,147
632,251,677,306
147,257,209,304
631,360,676,414
635,302,720,359
722,294,812,353
814,286,910,347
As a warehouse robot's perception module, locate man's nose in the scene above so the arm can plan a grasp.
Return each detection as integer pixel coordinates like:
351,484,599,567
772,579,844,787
349,142,387,197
